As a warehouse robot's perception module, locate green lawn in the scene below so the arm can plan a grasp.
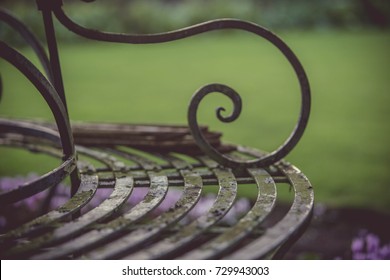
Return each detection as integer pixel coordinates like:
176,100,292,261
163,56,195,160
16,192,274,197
1,30,389,213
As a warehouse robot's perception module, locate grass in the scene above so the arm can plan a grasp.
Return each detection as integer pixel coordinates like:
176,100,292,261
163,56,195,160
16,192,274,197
1,30,389,213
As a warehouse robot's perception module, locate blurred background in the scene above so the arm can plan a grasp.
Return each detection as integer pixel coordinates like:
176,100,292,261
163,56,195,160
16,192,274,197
0,0,389,259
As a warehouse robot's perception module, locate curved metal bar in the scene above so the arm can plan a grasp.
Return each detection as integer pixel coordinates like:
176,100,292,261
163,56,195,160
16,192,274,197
0,41,74,157
0,143,98,247
226,162,314,260
124,167,237,260
30,151,192,260
180,168,277,259
3,149,134,259
189,81,310,168
0,9,53,82
53,4,291,47
0,41,79,195
52,3,311,168
37,4,68,113
0,119,76,205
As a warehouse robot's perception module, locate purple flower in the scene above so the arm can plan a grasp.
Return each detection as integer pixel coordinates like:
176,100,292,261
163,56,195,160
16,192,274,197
365,233,380,252
0,174,72,228
351,230,390,260
353,253,366,260
222,198,251,225
152,188,182,214
188,193,215,219
313,203,327,217
379,245,390,259
351,237,364,252
0,173,46,211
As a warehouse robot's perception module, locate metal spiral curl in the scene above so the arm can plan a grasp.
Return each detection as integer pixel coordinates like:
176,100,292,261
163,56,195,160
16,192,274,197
188,84,242,166
49,0,311,168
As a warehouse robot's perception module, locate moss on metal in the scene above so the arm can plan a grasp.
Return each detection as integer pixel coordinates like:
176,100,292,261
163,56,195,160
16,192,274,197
57,189,94,213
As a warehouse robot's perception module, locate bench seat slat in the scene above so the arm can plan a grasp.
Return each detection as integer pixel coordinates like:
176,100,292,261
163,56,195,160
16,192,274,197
31,171,168,259
0,143,97,242
3,150,133,258
225,163,314,259
180,168,277,259
83,170,201,259
124,168,237,260
0,120,313,260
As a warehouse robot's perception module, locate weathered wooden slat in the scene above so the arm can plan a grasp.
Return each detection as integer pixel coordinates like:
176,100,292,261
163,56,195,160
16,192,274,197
180,168,277,259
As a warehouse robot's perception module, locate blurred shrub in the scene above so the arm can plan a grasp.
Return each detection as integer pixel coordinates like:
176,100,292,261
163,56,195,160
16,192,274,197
0,0,389,44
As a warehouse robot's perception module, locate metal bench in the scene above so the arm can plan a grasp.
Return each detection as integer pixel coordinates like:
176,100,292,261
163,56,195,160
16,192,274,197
0,0,313,260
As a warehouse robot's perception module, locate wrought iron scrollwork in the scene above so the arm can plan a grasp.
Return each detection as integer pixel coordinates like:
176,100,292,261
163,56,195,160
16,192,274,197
48,0,311,168
0,42,73,157
0,7,78,204
0,2,314,259
0,41,80,201
7,0,310,170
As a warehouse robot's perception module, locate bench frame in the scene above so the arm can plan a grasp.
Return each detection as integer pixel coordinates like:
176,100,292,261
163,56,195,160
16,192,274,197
0,0,313,260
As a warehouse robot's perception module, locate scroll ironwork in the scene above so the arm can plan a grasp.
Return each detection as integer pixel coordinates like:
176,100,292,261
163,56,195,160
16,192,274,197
47,0,311,168
2,0,311,171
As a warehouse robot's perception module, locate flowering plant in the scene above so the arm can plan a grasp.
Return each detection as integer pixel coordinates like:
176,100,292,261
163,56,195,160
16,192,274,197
351,230,390,260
